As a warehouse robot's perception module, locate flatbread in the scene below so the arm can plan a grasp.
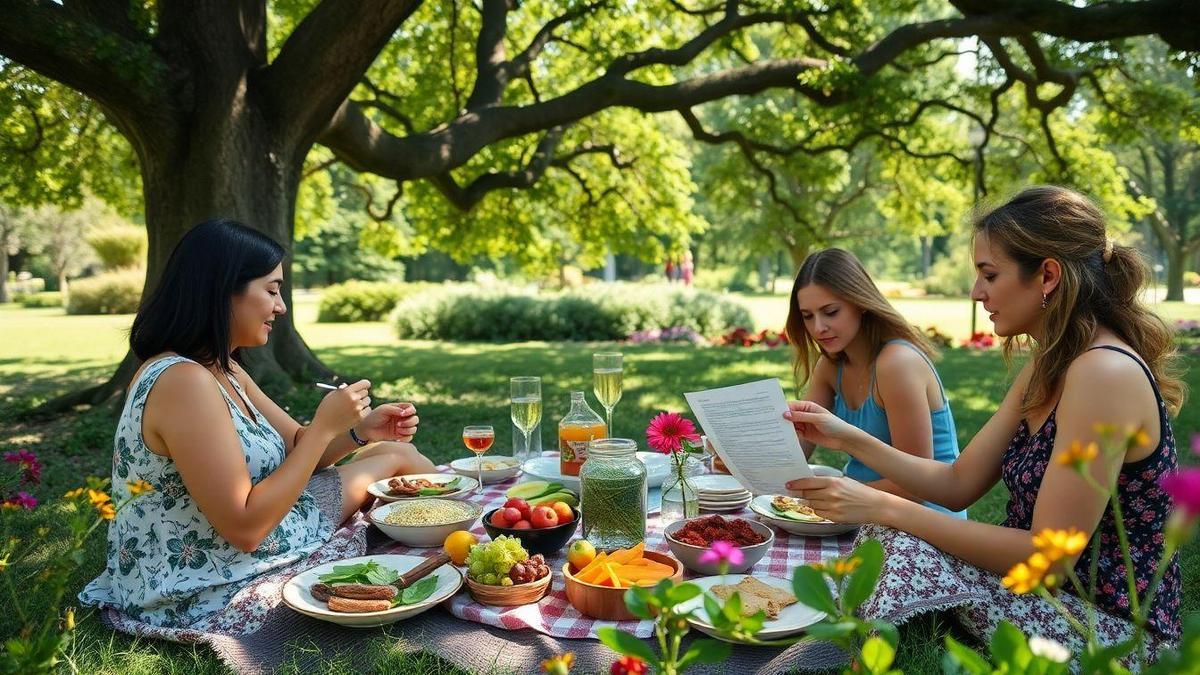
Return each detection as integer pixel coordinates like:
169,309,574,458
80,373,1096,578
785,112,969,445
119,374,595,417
710,578,798,619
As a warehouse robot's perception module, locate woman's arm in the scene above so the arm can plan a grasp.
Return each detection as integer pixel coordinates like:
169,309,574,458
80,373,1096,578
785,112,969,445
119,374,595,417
864,345,937,502
231,364,374,468
145,363,369,552
789,361,1034,511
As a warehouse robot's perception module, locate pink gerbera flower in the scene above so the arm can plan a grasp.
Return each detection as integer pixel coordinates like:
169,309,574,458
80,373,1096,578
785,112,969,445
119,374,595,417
645,412,700,454
699,540,744,567
2,491,37,510
3,449,40,484
1161,469,1200,519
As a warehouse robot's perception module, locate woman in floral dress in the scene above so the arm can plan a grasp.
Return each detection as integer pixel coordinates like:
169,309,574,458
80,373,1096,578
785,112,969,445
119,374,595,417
785,187,1183,659
80,219,435,629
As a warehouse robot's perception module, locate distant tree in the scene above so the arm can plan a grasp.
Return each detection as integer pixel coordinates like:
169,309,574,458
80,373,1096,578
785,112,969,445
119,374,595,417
0,203,37,303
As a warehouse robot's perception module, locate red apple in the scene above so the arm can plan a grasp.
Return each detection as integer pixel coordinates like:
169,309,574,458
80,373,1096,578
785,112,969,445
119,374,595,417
511,519,533,530
503,497,531,521
502,507,523,524
530,505,559,529
550,501,573,523
490,509,512,528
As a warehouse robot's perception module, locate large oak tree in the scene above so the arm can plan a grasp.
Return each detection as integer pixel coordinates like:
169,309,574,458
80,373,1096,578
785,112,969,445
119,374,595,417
1,0,1196,408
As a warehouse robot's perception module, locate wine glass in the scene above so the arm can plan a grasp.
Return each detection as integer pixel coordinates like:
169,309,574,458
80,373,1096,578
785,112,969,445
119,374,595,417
510,377,542,464
592,352,623,435
462,425,495,494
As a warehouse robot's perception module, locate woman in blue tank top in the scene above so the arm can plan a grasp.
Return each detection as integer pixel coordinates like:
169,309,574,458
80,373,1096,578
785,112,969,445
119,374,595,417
785,248,966,518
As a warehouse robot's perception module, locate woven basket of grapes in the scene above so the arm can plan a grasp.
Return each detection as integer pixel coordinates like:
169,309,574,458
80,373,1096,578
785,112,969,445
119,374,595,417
463,535,552,606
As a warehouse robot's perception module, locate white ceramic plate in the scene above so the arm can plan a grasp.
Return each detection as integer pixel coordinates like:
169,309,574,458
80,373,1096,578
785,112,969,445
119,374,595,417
749,495,858,536
282,554,463,628
448,456,521,484
674,574,825,643
690,474,747,494
696,490,753,504
521,452,671,490
367,473,478,503
699,500,751,513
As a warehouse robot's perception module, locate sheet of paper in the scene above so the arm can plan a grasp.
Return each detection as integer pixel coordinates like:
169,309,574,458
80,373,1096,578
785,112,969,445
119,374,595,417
684,378,812,495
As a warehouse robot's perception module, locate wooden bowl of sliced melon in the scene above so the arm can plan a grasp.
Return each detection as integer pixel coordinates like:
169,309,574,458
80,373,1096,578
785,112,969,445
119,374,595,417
562,542,683,621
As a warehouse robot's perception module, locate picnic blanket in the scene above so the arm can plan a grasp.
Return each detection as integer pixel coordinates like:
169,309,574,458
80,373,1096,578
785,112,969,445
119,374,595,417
95,465,857,674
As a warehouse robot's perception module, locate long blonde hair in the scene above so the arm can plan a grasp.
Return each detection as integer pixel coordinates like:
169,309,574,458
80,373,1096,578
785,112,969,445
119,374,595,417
973,186,1186,415
786,248,936,392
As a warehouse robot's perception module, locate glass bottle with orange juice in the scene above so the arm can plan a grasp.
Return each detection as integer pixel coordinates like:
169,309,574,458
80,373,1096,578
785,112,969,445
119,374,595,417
558,391,607,476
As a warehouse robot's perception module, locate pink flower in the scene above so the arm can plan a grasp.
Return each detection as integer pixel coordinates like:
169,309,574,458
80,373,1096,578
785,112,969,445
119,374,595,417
2,491,38,510
3,449,40,484
645,412,700,454
1160,469,1200,518
699,540,744,567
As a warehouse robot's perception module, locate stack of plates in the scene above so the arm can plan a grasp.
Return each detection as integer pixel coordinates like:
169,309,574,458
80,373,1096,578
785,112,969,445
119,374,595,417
692,474,752,512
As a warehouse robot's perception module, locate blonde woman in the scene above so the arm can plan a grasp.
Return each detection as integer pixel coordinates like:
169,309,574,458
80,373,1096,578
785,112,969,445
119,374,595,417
786,187,1183,658
786,248,966,517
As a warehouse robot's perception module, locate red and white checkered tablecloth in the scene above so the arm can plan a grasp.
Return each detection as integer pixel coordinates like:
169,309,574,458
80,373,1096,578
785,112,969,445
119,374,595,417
374,465,856,639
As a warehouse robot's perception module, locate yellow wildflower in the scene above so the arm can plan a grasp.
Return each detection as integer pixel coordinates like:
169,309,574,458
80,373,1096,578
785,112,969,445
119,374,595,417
0,556,7,572
87,489,111,507
126,480,154,496
1003,552,1057,595
1127,427,1151,450
64,487,85,499
1032,527,1089,563
63,608,75,631
0,503,18,511
831,557,862,576
1093,423,1118,436
1055,440,1098,467
97,502,116,521
541,652,575,674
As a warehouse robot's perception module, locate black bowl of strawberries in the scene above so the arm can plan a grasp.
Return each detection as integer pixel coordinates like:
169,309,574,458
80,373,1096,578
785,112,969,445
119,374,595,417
483,497,579,556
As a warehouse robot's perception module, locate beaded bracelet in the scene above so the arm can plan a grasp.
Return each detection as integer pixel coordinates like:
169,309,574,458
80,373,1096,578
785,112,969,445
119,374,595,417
349,427,369,447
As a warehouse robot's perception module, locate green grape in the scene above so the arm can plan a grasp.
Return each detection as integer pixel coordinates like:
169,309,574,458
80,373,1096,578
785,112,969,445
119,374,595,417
500,577,514,587
482,573,498,585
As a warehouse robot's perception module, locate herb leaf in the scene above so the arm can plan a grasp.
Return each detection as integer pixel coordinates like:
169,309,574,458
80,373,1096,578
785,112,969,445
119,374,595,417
400,575,439,605
318,560,397,585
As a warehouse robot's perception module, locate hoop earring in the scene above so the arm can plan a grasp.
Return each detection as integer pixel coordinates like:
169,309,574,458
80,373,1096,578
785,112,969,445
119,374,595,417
1041,293,1048,309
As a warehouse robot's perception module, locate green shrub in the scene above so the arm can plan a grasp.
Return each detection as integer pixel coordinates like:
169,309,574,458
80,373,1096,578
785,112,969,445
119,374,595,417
317,281,407,322
66,270,143,315
15,291,63,308
921,253,974,296
391,283,753,341
86,226,147,270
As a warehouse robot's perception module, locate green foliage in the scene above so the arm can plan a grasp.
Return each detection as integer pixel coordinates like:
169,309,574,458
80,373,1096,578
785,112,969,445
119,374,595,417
13,292,62,309
391,283,752,341
86,225,146,271
921,250,975,297
317,281,409,323
65,270,142,315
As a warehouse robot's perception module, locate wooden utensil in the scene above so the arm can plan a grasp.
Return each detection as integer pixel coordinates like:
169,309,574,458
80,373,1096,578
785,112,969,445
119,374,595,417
391,551,451,590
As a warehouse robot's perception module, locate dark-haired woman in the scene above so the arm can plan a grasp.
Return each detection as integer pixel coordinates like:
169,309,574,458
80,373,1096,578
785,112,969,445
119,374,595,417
785,187,1183,658
79,219,434,628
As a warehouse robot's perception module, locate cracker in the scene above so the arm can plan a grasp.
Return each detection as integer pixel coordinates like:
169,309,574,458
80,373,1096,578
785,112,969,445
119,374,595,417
710,584,775,617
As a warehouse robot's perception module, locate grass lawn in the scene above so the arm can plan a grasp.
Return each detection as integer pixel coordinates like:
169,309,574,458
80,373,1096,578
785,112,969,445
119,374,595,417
1,295,1197,673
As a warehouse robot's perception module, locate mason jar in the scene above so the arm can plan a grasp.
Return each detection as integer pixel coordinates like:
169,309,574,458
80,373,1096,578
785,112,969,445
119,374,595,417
580,438,646,551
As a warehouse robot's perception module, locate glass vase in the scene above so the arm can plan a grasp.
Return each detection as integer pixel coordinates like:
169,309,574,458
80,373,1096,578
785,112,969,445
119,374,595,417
660,453,704,524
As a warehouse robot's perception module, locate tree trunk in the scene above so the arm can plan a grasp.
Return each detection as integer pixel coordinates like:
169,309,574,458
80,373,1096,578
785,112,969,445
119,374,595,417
0,251,9,304
1165,244,1185,302
57,270,68,301
33,114,334,417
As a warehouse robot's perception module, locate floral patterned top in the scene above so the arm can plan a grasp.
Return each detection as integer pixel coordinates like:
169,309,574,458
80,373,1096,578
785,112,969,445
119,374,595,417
79,356,334,628
1000,346,1181,640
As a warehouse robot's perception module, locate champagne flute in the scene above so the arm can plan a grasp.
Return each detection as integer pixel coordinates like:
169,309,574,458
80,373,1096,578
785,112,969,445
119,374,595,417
510,377,542,464
592,352,623,435
462,425,495,494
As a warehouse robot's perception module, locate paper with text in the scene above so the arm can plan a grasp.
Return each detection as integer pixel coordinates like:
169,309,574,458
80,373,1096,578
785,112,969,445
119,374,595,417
684,378,812,495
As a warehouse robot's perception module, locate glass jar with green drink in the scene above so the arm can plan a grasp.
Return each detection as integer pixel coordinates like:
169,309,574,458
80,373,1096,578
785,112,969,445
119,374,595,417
579,438,646,551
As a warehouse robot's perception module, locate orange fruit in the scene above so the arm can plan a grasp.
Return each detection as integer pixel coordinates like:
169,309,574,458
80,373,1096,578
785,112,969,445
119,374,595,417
443,530,479,565
567,539,597,573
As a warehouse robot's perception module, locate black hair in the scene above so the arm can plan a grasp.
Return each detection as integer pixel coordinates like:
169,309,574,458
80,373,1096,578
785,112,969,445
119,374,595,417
130,219,286,373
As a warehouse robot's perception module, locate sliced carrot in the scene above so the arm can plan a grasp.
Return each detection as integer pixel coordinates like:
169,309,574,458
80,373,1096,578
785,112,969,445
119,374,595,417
607,542,645,565
604,562,623,588
574,552,609,580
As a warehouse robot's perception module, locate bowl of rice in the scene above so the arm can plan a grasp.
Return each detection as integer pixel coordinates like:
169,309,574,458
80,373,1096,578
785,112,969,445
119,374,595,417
369,498,482,547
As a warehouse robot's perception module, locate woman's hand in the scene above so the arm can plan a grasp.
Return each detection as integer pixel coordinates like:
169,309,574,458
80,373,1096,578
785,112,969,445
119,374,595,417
355,402,420,443
784,476,891,525
311,379,371,436
783,400,860,451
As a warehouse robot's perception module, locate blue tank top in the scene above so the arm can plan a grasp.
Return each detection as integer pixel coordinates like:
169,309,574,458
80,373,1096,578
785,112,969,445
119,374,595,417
832,339,967,518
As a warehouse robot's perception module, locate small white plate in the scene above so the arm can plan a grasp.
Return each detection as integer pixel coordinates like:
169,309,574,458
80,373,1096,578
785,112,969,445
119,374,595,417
749,495,858,536
367,473,478,503
690,474,747,494
521,452,671,490
448,456,521,484
674,574,825,643
281,554,462,628
698,501,751,513
695,490,752,504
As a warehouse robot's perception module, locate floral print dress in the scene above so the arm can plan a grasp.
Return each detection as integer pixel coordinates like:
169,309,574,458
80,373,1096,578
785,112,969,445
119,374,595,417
79,356,335,628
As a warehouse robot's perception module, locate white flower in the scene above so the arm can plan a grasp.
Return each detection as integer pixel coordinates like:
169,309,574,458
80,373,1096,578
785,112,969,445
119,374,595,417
1028,635,1071,663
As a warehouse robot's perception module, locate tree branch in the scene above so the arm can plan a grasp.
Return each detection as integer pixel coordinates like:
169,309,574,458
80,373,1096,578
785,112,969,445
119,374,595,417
0,0,170,123
463,0,511,110
260,0,423,148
